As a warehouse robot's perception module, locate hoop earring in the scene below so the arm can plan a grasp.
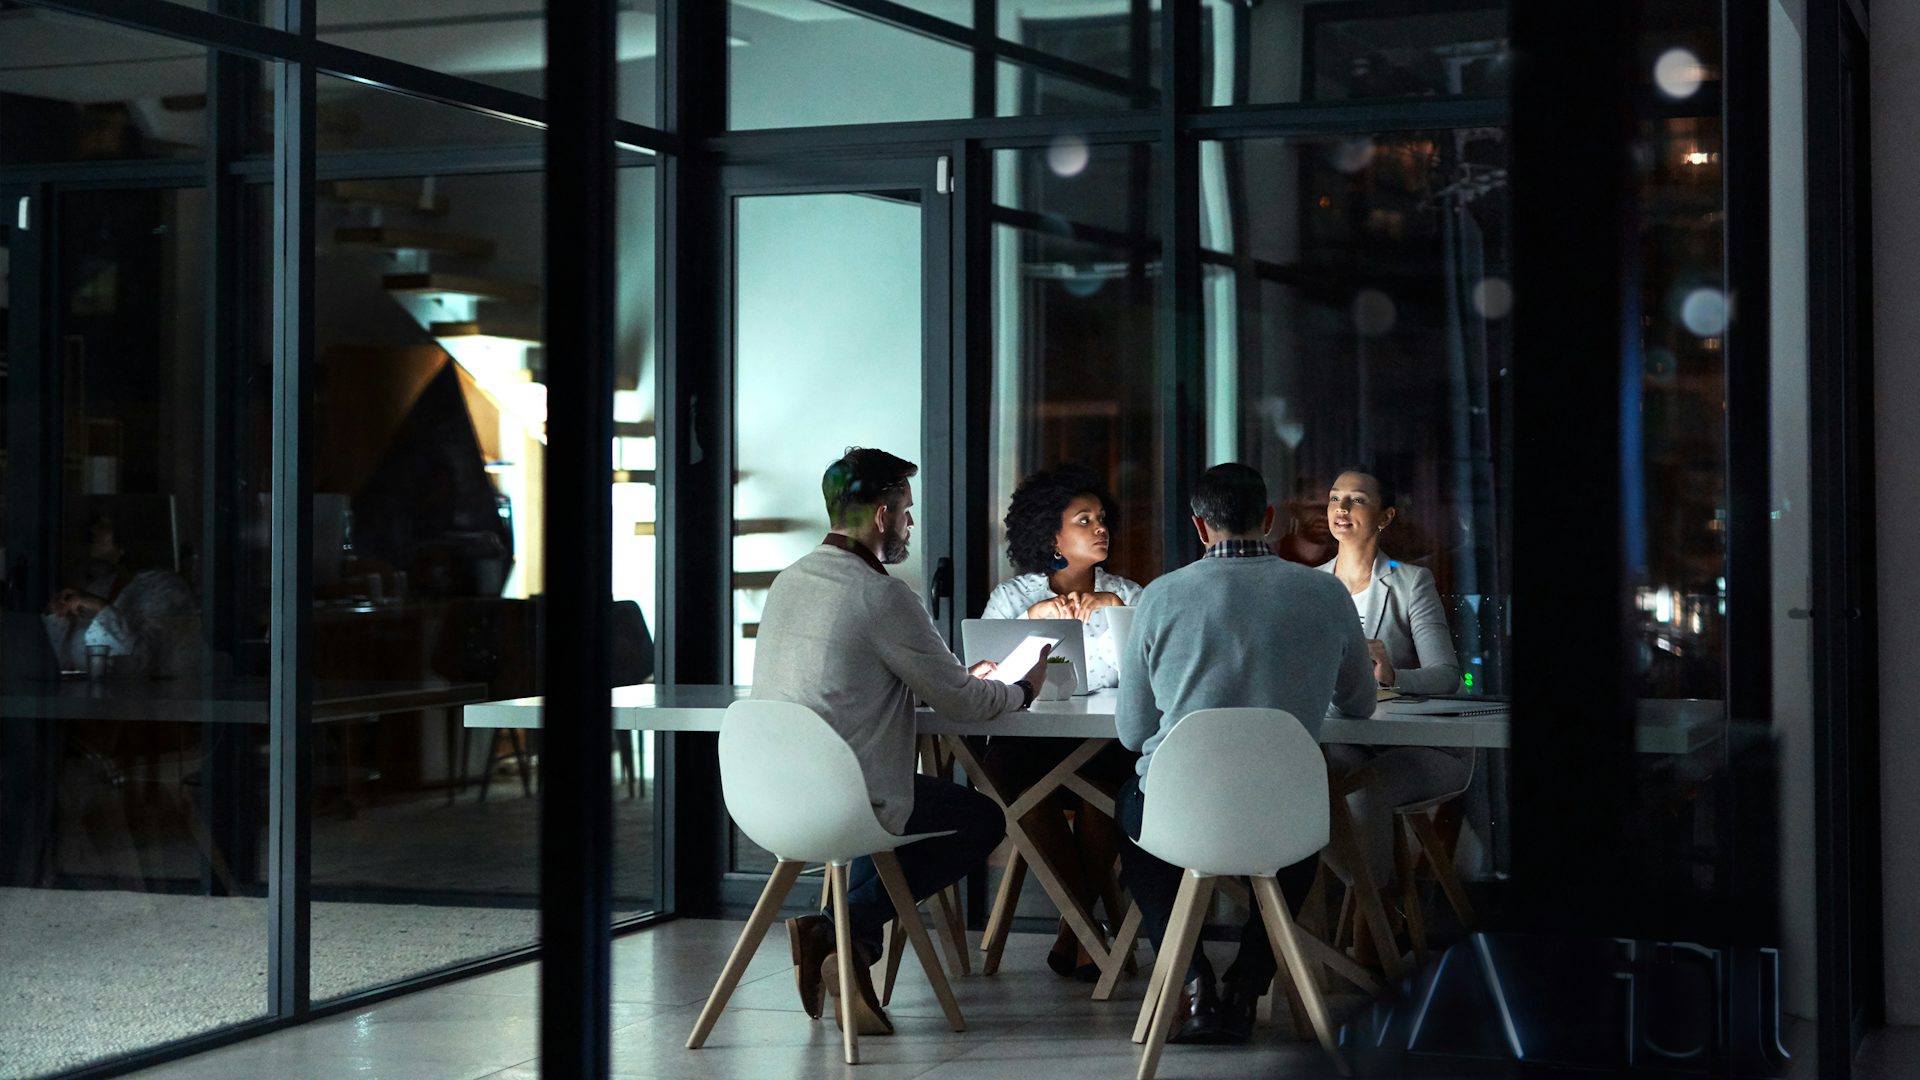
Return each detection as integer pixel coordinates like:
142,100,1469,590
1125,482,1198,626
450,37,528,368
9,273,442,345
1048,550,1069,572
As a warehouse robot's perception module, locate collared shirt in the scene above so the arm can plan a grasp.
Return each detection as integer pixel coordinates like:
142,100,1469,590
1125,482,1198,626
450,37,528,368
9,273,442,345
820,532,888,575
1202,538,1275,560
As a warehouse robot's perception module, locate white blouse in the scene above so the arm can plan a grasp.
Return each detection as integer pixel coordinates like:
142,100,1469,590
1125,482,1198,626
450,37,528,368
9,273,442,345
980,568,1146,691
1351,579,1381,636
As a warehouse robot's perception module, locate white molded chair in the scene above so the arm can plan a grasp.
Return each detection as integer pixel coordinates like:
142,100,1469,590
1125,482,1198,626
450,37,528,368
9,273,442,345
1128,708,1349,1080
686,699,966,1065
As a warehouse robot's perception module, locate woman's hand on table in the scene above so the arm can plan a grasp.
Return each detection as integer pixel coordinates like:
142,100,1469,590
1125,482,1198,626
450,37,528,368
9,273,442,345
1068,591,1124,620
968,660,998,680
1026,596,1079,620
47,590,105,618
1366,639,1396,687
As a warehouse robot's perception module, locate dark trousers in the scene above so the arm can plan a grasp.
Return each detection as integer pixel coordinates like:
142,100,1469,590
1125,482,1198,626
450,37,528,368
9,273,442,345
1115,774,1319,991
826,774,1005,959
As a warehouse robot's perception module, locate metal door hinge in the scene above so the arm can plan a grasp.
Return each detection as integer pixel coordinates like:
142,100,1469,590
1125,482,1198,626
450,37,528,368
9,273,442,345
936,155,953,195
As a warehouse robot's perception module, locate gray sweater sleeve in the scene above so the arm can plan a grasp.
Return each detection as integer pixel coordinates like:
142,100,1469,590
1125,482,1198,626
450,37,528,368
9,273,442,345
1390,566,1463,695
1114,592,1161,751
869,577,1024,723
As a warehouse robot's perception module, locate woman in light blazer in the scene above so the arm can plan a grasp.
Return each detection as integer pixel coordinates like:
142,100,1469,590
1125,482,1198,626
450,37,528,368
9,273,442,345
1318,469,1461,695
1318,468,1473,903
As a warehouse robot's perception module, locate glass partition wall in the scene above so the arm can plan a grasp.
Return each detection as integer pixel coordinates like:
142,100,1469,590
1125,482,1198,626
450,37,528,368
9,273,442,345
0,3,662,1077
0,1,1875,1078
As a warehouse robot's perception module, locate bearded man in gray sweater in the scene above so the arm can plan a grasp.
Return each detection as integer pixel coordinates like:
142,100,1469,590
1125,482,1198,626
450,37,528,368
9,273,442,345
1115,462,1375,1045
752,447,1051,1037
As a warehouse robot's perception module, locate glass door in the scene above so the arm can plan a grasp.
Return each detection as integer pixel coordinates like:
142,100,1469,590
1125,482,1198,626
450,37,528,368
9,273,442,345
721,157,954,882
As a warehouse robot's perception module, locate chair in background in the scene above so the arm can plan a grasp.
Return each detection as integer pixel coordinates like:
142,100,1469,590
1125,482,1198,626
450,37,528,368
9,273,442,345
1128,708,1348,1080
1391,761,1478,965
607,600,654,798
687,700,967,1065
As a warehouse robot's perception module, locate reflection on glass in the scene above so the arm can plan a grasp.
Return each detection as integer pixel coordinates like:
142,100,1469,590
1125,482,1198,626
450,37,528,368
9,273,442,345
1633,112,1725,700
287,75,543,157
613,163,660,920
318,0,541,96
729,0,969,129
991,143,1163,586
308,132,550,995
995,1,1156,116
1767,0,1817,1049
0,10,212,165
1198,127,1512,918
1205,0,1509,107
1200,131,1510,640
730,190,924,871
313,3,657,123
0,184,273,1075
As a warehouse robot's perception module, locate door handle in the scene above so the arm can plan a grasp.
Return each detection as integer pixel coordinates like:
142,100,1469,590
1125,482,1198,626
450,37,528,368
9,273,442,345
929,557,953,619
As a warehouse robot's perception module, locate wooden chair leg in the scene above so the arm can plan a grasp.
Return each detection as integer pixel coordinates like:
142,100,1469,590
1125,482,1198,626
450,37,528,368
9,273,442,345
1137,873,1215,1080
687,859,804,1049
1393,814,1429,967
941,883,972,974
980,847,1027,975
830,862,861,1065
1131,875,1208,1046
1410,810,1477,929
1130,900,1172,1042
1300,860,1335,992
819,867,832,911
1093,900,1143,1001
1278,970,1313,1040
930,884,971,977
880,917,906,1005
873,851,967,1032
1252,875,1351,1076
511,730,533,797
1103,855,1140,977
1328,793,1404,983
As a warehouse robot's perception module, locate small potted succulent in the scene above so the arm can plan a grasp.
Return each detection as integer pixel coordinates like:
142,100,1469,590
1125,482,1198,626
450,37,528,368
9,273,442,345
1039,655,1077,700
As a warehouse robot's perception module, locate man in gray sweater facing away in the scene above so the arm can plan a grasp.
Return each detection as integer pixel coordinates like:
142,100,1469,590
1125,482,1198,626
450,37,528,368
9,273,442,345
1115,462,1375,1044
753,447,1051,1037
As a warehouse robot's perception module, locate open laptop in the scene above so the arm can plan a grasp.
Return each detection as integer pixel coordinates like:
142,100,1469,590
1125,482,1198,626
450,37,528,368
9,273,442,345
960,618,1090,696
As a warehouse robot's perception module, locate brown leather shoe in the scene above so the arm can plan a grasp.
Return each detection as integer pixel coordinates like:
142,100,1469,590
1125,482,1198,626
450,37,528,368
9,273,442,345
787,915,833,1018
822,951,894,1036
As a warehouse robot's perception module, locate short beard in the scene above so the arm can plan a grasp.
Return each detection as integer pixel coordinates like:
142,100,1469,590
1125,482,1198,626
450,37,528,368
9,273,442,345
880,531,910,565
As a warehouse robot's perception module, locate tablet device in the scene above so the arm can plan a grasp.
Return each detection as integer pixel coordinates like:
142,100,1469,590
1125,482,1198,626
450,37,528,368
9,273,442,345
961,618,1090,695
987,634,1058,684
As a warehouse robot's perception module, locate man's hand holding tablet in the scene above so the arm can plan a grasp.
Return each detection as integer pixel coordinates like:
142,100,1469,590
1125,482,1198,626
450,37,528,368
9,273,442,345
992,634,1056,686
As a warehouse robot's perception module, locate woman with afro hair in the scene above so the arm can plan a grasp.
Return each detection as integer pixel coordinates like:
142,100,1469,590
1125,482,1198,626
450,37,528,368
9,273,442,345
981,465,1144,686
980,464,1144,978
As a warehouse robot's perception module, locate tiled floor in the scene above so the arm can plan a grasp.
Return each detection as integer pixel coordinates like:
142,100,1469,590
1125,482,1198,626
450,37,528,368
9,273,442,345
124,919,1358,1080
114,914,1920,1080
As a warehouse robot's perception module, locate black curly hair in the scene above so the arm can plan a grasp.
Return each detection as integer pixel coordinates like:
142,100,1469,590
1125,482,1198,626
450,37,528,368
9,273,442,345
1004,465,1117,576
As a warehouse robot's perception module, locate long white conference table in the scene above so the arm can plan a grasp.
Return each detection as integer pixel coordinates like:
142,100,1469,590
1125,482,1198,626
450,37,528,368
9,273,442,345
462,684,1722,756
464,685,1719,998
